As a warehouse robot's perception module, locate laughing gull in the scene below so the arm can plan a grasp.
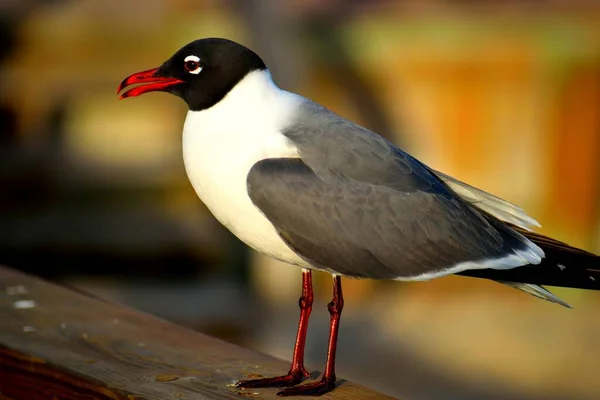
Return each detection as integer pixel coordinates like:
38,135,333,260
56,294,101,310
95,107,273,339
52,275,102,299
118,38,600,396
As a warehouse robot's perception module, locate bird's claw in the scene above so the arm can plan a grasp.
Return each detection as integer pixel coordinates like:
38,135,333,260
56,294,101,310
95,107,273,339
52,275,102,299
236,368,310,389
276,377,336,397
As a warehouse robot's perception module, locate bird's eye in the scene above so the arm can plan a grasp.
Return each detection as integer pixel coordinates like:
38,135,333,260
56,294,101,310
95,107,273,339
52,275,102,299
184,60,199,72
184,55,202,75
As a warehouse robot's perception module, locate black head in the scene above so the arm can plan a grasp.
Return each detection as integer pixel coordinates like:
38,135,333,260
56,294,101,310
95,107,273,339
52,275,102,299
117,38,267,111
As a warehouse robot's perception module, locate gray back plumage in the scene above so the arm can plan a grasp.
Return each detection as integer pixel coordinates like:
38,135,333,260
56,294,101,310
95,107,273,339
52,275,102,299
247,99,538,279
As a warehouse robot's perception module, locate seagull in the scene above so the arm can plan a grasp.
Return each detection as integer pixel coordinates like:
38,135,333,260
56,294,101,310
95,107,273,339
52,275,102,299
118,38,600,396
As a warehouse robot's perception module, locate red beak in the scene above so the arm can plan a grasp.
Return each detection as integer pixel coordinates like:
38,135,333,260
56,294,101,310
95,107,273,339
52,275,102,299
117,67,184,99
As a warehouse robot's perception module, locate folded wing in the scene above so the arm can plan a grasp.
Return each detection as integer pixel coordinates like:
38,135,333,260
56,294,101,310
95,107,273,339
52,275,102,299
433,170,541,231
247,157,542,280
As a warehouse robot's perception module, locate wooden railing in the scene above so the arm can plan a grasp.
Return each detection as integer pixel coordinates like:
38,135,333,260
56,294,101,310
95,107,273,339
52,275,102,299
0,266,394,399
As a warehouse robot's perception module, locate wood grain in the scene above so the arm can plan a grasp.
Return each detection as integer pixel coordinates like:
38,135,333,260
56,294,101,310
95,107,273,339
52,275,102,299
0,266,395,400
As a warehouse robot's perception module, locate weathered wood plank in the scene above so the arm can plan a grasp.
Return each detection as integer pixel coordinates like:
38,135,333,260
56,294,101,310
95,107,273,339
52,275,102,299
0,266,395,399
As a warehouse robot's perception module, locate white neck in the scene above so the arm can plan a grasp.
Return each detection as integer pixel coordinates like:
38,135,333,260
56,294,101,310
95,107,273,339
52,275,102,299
185,69,301,132
180,69,309,267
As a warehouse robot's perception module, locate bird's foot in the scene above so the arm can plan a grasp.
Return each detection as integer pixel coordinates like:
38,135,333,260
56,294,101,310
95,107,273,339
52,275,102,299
276,376,336,397
236,367,310,388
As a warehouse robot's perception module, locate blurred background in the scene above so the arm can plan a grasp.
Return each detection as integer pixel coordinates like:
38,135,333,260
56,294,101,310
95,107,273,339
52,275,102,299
1,0,600,399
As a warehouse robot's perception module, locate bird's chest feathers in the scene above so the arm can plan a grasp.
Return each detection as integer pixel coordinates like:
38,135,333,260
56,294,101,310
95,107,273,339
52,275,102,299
182,107,306,265
184,113,296,195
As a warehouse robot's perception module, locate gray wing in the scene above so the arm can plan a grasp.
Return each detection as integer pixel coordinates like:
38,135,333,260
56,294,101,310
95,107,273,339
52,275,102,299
433,170,540,230
246,100,542,279
247,158,537,279
287,101,539,231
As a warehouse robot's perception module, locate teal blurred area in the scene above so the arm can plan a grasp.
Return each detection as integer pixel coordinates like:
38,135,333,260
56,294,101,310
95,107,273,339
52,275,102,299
1,1,600,399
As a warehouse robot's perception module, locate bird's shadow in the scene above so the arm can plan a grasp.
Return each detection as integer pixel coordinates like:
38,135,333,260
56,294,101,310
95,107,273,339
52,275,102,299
308,370,321,380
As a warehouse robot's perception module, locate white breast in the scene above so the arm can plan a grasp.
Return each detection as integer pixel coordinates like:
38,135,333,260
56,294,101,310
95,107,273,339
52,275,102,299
182,70,310,267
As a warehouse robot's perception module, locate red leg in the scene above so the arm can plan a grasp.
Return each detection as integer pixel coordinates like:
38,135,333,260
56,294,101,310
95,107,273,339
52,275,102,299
277,275,343,397
237,269,314,388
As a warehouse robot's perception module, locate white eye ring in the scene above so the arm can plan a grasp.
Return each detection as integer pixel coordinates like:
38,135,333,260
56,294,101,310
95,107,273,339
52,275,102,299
184,55,202,74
